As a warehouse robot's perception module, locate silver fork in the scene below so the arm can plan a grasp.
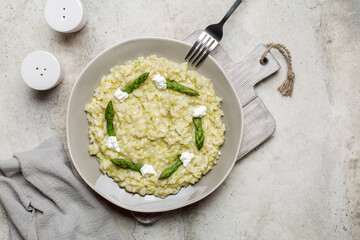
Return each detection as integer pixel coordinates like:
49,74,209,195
185,0,243,67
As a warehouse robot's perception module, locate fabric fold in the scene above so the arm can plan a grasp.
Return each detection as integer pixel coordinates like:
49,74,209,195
0,135,125,240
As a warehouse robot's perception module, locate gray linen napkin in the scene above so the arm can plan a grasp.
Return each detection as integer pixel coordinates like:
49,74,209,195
0,135,125,240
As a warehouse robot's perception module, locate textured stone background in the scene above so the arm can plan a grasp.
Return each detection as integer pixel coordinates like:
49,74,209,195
1,0,359,239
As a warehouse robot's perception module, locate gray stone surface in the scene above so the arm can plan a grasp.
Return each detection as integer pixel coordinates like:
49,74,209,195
1,0,359,239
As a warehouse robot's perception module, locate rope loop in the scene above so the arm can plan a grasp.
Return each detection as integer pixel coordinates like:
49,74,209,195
261,43,295,97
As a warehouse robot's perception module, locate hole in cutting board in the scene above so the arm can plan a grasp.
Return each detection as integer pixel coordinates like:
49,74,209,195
260,57,268,65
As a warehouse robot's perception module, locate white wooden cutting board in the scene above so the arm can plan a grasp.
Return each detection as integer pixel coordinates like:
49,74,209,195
132,31,281,223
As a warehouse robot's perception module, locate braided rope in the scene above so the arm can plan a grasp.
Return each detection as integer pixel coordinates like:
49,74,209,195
260,43,295,97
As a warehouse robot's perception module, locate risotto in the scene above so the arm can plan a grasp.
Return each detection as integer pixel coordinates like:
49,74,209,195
85,56,225,198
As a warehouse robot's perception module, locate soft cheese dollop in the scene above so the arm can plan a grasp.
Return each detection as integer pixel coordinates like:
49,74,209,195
140,164,156,177
114,88,129,102
180,152,195,167
193,106,207,118
152,74,167,90
107,136,120,152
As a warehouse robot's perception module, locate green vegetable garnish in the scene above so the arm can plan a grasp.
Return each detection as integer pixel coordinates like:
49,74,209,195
111,159,143,172
159,156,182,179
166,80,199,96
123,72,149,94
105,101,115,136
193,117,204,150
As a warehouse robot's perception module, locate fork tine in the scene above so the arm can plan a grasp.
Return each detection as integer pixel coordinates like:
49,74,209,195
194,40,218,67
192,38,215,66
188,34,211,63
185,32,207,60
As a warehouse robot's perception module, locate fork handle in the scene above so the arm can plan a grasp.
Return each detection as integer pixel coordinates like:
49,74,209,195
219,0,242,26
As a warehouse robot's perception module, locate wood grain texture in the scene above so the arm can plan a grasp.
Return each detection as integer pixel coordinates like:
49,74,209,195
132,31,280,224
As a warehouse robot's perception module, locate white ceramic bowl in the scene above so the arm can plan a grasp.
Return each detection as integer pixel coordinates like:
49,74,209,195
66,37,243,212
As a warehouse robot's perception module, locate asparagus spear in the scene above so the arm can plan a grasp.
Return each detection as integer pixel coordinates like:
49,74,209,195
158,156,182,179
193,118,204,150
123,72,149,94
166,80,199,96
111,158,143,172
105,101,116,136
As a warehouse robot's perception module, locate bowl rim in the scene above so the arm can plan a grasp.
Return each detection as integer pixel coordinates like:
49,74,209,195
66,36,244,212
